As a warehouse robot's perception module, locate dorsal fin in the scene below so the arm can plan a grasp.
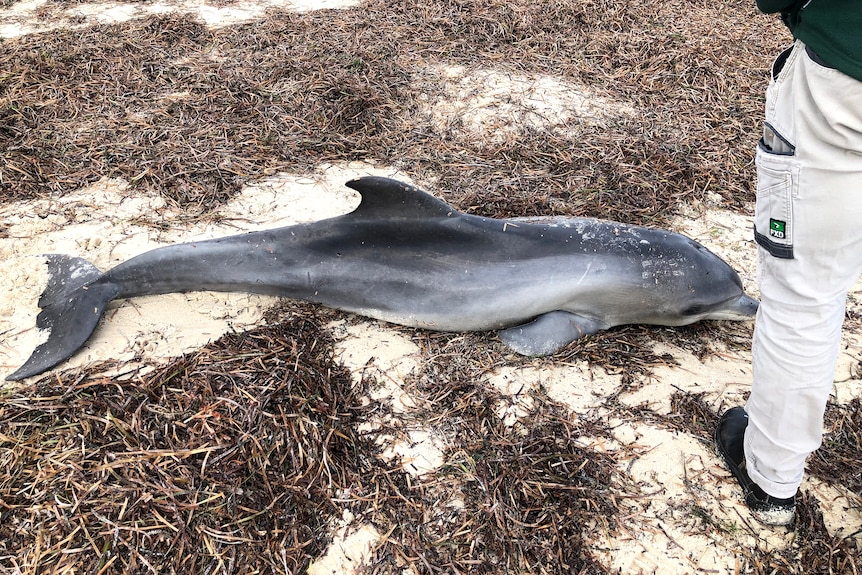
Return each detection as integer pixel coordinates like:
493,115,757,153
345,176,458,219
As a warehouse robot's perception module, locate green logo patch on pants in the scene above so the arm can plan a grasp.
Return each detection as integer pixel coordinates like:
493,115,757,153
769,218,787,239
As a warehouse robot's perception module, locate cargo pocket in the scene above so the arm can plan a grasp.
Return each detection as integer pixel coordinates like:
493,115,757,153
753,124,799,259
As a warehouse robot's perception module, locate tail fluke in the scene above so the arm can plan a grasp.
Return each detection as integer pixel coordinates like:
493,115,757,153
6,255,119,381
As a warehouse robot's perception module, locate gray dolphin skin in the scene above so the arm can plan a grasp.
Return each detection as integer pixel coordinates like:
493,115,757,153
7,176,758,380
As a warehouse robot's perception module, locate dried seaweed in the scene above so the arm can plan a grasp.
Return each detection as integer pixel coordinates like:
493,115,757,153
812,398,862,499
364,333,618,574
0,304,383,573
746,492,860,575
2,0,785,220
630,391,862,575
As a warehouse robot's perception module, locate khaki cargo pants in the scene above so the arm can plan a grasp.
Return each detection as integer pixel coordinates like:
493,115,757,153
745,40,862,499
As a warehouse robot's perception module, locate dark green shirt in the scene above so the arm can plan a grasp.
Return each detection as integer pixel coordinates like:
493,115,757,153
756,0,862,82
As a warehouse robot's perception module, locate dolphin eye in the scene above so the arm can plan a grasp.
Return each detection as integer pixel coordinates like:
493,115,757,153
682,304,707,316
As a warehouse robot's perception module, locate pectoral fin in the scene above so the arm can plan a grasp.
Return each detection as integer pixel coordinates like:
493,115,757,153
498,311,609,356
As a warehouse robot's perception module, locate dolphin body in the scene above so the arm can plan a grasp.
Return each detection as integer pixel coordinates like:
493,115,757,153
7,176,757,380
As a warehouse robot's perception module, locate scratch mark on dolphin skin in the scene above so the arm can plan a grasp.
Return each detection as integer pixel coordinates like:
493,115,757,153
576,262,593,285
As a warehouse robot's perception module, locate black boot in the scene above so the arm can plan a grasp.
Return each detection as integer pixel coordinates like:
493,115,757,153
715,407,796,527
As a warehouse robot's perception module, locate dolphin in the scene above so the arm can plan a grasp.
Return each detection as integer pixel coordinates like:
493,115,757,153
6,176,757,380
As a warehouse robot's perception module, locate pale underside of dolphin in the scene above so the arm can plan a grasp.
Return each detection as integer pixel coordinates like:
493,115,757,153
6,176,758,380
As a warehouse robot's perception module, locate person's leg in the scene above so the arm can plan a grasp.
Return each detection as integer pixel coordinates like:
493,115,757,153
746,40,862,502
746,270,849,496
717,41,862,526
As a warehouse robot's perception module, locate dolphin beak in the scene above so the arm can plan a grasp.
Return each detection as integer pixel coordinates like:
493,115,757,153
708,294,759,321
